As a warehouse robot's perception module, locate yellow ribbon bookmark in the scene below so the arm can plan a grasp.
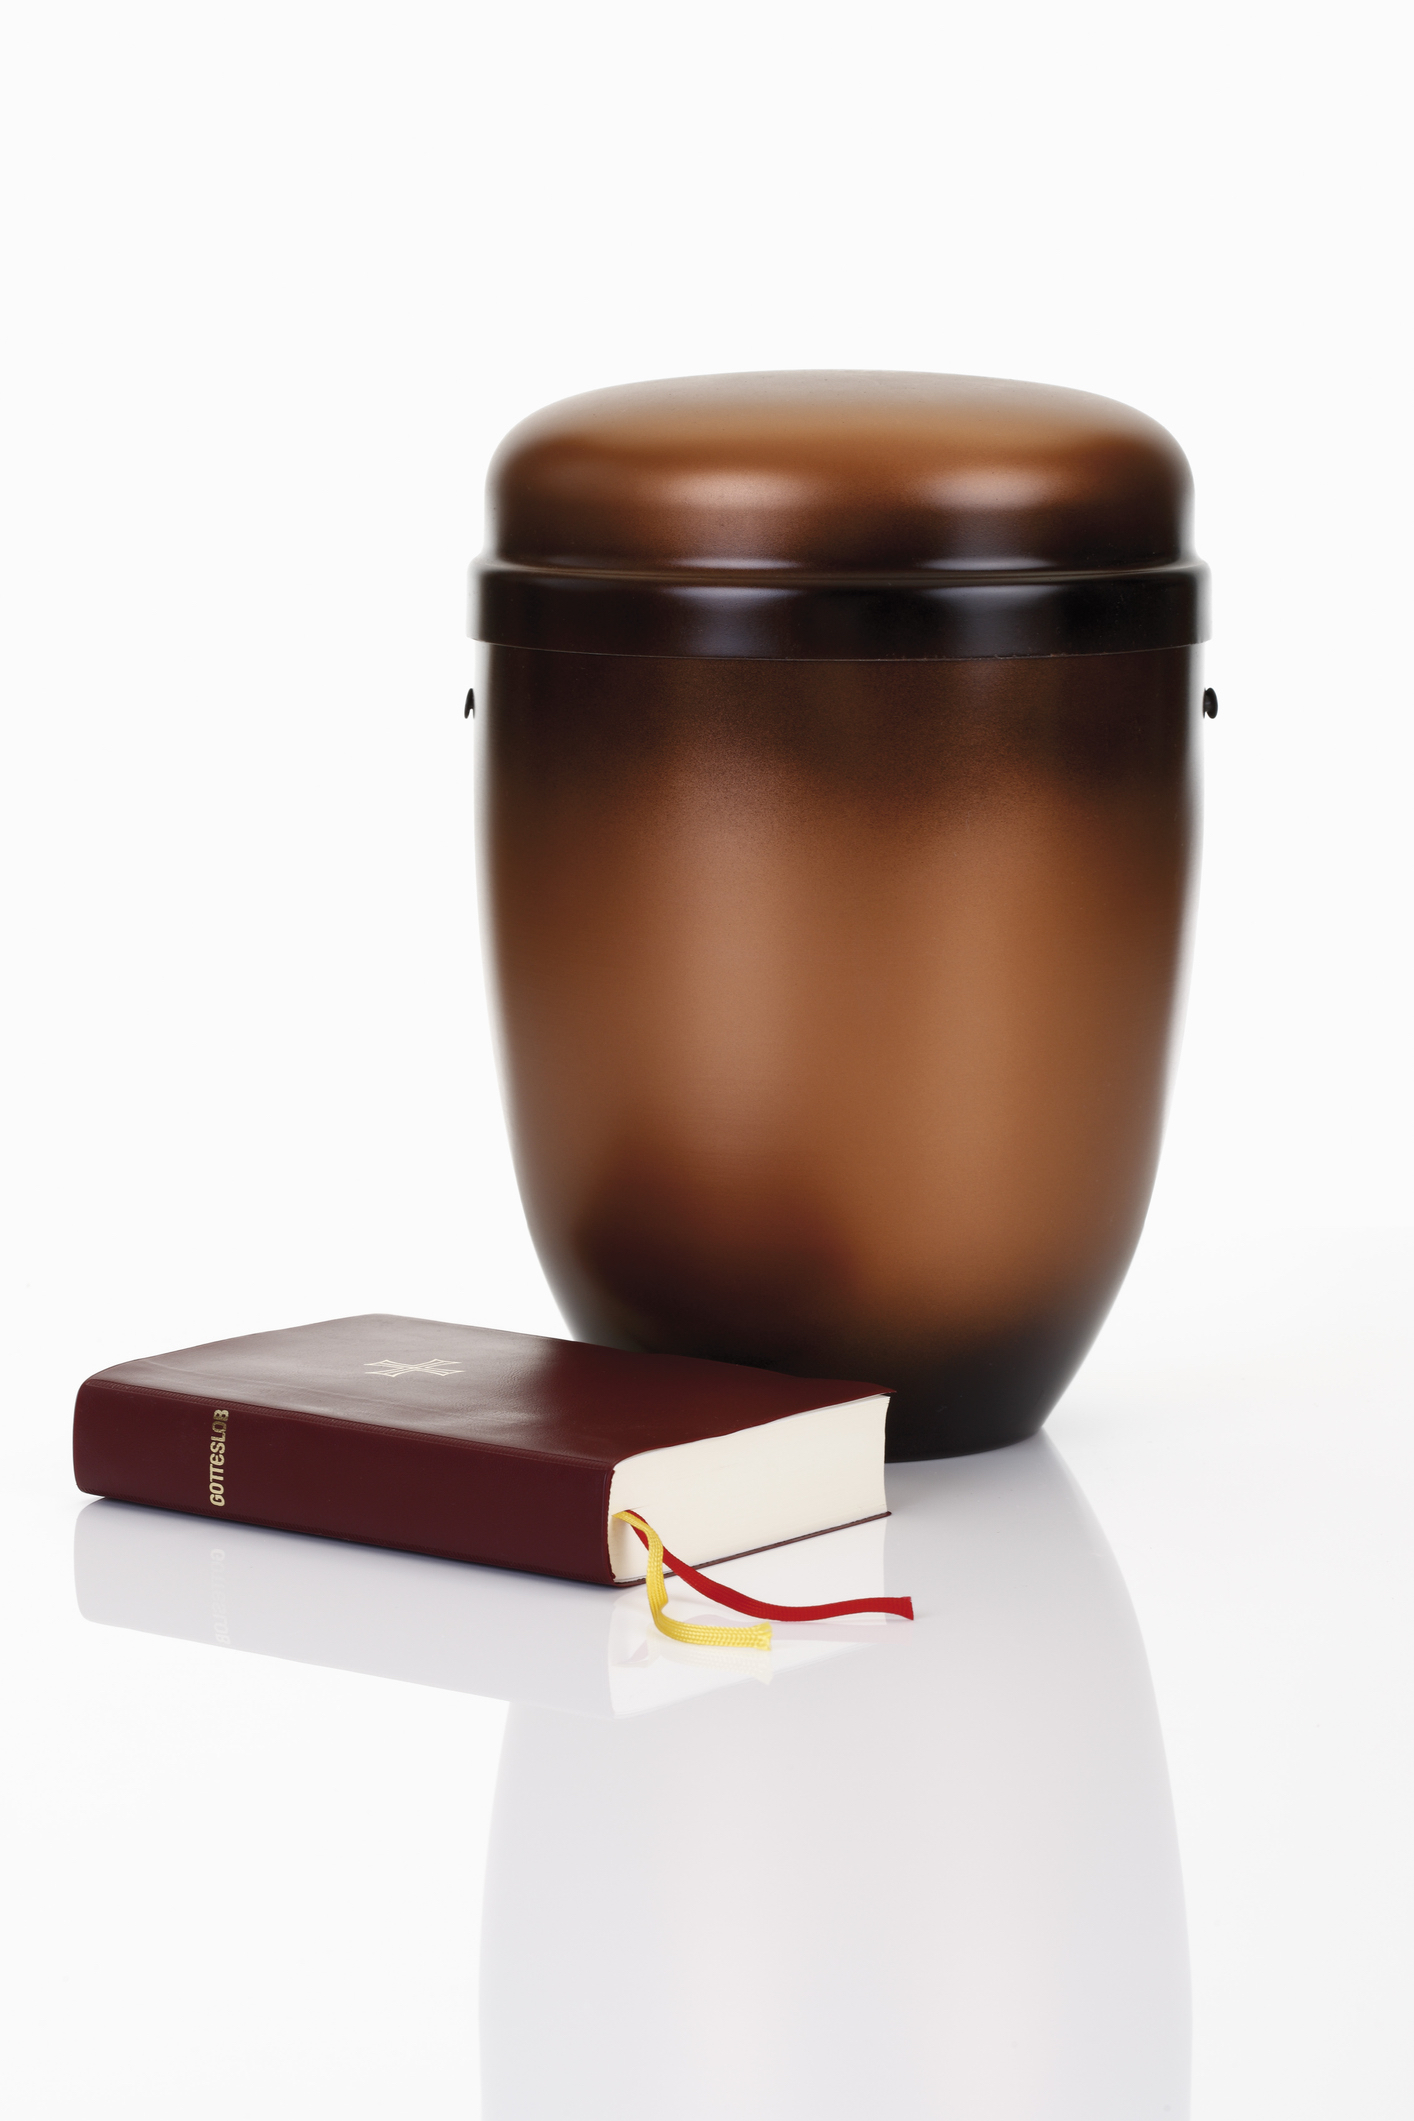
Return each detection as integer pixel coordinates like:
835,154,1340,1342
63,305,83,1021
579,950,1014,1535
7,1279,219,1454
613,1509,772,1652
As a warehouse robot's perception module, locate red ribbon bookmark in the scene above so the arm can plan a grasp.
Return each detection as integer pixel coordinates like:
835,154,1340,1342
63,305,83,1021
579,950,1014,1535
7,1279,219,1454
623,1515,914,1625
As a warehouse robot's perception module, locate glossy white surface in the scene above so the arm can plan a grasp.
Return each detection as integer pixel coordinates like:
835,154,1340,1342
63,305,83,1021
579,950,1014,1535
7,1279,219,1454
5,1230,1412,2117
68,1447,1187,2118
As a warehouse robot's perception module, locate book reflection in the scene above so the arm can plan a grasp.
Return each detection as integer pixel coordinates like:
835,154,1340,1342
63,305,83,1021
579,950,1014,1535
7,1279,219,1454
75,1436,1189,2118
73,1498,884,1717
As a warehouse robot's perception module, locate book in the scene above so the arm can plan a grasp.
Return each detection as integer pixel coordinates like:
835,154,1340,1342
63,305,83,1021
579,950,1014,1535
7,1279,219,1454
73,1498,890,1717
72,1314,891,1588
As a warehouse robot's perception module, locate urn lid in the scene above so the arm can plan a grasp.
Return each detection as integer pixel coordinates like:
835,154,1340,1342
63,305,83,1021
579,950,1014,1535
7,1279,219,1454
472,371,1208,660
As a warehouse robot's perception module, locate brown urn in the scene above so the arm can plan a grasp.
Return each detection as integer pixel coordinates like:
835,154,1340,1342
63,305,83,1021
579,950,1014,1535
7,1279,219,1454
470,372,1208,1457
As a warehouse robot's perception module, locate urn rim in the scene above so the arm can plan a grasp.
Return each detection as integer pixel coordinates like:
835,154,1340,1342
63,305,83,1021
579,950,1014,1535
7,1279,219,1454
471,370,1209,662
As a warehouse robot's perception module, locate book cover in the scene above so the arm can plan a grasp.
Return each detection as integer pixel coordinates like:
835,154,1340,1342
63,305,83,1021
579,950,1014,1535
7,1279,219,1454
73,1314,890,1587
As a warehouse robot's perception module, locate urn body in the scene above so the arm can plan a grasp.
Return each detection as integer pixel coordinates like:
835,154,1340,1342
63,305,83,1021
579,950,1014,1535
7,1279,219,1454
478,641,1198,1455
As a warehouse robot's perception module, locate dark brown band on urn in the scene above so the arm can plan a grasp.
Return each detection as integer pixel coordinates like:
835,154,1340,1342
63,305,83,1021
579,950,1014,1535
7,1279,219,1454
473,556,1208,660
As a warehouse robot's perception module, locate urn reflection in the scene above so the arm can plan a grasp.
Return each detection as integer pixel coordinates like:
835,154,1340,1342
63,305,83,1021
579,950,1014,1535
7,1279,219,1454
479,1439,1191,2120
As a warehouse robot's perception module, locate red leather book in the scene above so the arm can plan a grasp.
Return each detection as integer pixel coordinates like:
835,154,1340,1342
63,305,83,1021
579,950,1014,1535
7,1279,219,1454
73,1315,891,1587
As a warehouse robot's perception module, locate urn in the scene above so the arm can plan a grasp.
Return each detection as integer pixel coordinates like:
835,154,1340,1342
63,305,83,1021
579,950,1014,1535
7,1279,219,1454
470,372,1208,1457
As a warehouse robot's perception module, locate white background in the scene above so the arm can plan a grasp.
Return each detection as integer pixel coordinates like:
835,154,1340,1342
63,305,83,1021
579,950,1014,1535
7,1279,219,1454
2,3,1411,2115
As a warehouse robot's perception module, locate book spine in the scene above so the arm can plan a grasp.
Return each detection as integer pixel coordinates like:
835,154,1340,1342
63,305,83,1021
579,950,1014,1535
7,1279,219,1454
72,1379,616,1585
